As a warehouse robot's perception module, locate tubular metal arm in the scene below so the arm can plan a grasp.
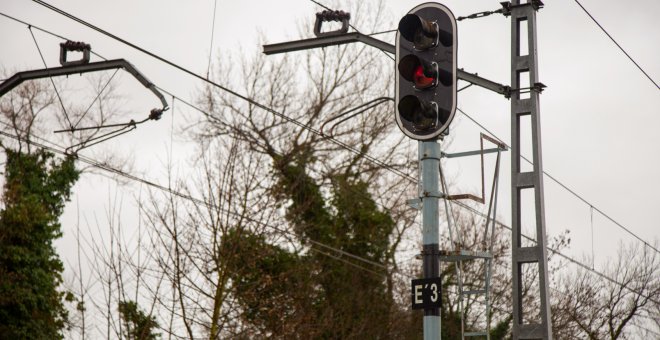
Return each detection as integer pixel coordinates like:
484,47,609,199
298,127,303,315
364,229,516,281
0,59,168,110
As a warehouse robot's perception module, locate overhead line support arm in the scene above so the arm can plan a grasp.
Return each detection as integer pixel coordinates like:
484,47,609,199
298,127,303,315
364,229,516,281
0,59,169,109
263,33,511,97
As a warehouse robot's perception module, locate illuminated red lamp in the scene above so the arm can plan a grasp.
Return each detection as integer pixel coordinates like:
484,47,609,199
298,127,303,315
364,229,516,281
398,54,438,90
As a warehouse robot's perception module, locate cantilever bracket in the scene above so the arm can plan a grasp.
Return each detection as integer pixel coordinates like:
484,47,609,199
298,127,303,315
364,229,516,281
0,54,169,153
0,59,169,111
263,34,511,97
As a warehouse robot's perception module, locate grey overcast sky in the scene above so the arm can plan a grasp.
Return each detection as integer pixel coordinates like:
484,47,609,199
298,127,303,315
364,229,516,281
1,0,658,299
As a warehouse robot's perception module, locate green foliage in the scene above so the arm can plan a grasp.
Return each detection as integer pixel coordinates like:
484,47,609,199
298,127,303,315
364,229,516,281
0,149,79,339
224,150,396,338
118,300,160,340
273,151,333,244
490,316,512,340
221,229,314,336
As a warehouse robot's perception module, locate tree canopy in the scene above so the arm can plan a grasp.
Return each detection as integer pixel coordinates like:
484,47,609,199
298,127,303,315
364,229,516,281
0,149,79,338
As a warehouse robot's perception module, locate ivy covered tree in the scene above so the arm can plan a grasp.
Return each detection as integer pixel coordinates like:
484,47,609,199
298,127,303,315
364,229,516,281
0,149,79,338
221,146,397,338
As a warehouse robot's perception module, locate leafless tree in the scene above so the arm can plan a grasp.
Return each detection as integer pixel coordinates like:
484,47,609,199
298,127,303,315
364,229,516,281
552,242,660,339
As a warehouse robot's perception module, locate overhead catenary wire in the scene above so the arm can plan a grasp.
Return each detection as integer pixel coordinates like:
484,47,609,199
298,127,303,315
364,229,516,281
0,12,74,50
4,4,658,307
2,7,650,295
572,0,659,90
367,29,396,36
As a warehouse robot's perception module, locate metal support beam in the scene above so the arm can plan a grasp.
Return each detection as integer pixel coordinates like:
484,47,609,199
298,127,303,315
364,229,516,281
264,32,395,55
509,2,552,339
0,59,168,109
458,68,511,97
263,34,511,97
442,147,505,159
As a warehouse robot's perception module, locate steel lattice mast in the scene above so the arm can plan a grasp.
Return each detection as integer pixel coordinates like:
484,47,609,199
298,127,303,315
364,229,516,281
509,1,553,339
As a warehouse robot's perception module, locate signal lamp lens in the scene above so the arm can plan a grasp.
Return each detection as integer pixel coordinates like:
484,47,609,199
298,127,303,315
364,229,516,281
398,55,437,90
414,65,435,89
398,14,438,50
398,96,438,131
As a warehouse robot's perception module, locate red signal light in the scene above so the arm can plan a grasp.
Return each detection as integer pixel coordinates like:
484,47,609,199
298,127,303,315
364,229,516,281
414,65,435,89
398,55,438,90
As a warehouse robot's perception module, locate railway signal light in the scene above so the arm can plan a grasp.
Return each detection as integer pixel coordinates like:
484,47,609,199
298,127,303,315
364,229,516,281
395,3,457,140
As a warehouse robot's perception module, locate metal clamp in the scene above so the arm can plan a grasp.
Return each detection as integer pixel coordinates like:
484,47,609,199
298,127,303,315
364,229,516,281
530,0,545,10
501,0,544,14
149,108,164,120
509,82,546,96
422,190,445,198
503,85,513,99
406,190,446,210
420,249,442,256
314,10,350,37
500,2,513,17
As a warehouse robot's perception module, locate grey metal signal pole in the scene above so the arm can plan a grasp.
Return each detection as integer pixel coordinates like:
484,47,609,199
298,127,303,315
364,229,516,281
509,1,553,339
420,140,441,339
